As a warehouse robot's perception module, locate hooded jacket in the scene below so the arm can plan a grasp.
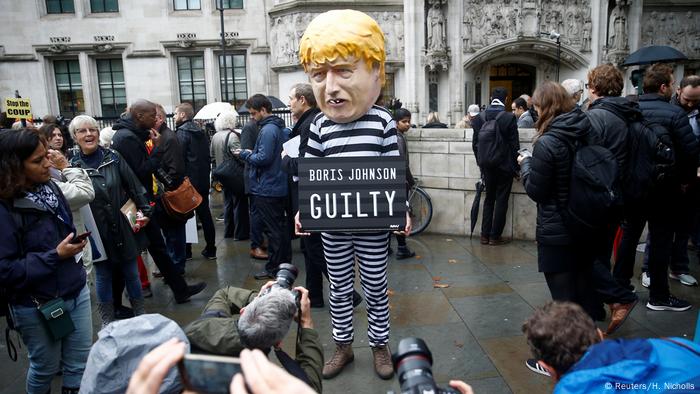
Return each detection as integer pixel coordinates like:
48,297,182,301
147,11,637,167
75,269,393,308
176,119,211,195
520,109,590,245
0,182,86,307
240,115,288,198
638,93,699,184
111,113,160,199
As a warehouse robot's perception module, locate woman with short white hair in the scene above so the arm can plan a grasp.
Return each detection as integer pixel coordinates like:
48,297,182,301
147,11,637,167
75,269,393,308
210,111,241,237
69,115,152,327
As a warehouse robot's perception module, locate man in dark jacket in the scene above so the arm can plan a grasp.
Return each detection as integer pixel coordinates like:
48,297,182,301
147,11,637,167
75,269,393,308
153,104,188,274
111,99,206,304
637,64,699,311
234,94,291,279
241,119,266,260
471,87,520,245
584,64,639,334
175,103,217,260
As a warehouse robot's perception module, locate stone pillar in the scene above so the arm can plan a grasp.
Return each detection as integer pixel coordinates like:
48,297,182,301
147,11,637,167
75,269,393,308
448,0,464,125
78,52,98,116
203,47,218,103
404,0,424,122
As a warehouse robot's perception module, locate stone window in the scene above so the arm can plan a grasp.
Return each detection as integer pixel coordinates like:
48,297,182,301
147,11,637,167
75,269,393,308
46,0,75,13
219,54,247,109
177,55,207,112
216,0,242,9
174,0,200,10
90,0,118,12
97,59,126,117
54,59,84,117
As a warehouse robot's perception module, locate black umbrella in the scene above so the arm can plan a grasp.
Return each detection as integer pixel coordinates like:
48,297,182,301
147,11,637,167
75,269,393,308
237,95,288,114
470,179,485,239
621,45,687,67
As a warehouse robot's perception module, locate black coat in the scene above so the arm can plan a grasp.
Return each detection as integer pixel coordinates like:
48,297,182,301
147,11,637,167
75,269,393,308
176,120,212,196
240,120,259,194
586,96,640,177
154,123,185,190
0,182,86,307
638,93,700,183
71,148,152,264
521,109,590,246
472,106,520,175
111,114,160,199
281,107,321,177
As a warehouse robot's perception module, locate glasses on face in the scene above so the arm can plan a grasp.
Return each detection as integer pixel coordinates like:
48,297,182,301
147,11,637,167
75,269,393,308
584,83,589,89
75,127,99,135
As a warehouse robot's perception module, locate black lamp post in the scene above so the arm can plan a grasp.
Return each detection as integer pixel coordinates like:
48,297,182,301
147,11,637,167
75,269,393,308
217,0,229,103
540,30,561,82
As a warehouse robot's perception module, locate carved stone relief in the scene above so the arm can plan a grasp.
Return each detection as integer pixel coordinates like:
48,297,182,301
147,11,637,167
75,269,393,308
422,0,450,72
269,11,405,68
642,10,700,58
604,0,630,65
462,0,592,53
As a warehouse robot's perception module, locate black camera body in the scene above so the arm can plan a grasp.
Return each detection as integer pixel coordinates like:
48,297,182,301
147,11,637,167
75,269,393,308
391,337,460,394
264,263,301,305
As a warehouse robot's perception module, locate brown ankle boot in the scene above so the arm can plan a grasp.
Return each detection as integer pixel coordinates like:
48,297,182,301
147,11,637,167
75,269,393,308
322,343,354,379
372,344,394,379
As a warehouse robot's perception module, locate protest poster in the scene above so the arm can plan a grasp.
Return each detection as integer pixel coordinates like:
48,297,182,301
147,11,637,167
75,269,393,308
298,156,406,232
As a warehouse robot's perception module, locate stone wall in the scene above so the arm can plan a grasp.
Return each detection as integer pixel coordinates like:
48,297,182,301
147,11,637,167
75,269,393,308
407,127,538,240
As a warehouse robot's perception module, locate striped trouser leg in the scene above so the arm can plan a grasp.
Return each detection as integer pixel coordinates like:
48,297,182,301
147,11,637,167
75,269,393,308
322,231,390,346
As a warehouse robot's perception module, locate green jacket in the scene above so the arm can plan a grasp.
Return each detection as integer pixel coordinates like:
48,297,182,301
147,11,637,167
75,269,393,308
184,287,324,393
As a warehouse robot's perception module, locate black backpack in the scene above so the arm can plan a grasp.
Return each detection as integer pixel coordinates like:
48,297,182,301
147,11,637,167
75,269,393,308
622,119,675,204
553,133,622,236
476,111,509,169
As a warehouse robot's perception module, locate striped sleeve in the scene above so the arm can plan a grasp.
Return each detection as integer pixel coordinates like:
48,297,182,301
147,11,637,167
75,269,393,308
305,114,325,158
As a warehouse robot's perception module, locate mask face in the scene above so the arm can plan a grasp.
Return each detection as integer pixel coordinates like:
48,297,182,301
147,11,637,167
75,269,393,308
308,56,381,124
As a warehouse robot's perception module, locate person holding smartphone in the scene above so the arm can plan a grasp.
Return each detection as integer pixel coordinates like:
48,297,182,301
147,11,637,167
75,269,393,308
0,128,92,394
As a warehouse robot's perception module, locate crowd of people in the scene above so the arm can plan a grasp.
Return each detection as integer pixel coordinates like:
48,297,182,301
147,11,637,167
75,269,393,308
1,7,700,394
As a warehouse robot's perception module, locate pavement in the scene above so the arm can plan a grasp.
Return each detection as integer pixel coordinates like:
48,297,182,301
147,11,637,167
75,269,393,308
1,198,699,394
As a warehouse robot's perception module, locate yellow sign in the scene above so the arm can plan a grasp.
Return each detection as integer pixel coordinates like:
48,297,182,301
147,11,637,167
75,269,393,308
4,97,33,119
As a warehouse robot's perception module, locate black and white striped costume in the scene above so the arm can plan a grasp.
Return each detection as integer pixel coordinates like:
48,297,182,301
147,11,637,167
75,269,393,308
306,105,398,346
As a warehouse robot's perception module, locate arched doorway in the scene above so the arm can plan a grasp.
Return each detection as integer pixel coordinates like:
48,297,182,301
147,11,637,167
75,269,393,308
489,63,536,110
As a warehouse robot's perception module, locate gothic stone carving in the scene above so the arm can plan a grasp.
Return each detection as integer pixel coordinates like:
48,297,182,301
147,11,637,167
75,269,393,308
423,0,450,72
462,0,592,53
604,0,630,65
269,11,405,68
642,10,700,59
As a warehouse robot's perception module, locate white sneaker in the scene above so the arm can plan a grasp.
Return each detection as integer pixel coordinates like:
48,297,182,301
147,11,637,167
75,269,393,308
641,272,650,288
669,272,698,287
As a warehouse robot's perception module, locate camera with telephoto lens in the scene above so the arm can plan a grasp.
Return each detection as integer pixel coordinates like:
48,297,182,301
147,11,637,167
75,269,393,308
263,263,301,305
390,337,460,394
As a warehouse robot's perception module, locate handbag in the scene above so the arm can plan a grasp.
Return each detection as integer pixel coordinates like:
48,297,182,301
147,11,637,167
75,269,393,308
161,177,202,222
212,131,246,196
37,298,75,341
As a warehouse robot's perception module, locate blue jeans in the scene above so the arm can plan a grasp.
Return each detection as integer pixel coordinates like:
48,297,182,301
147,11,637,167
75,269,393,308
11,285,93,393
94,258,142,303
162,221,187,274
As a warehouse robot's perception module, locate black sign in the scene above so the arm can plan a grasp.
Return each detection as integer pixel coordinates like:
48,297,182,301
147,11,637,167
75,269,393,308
298,156,406,232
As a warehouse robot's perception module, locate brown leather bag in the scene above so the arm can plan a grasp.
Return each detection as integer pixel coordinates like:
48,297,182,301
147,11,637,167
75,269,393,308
161,177,202,221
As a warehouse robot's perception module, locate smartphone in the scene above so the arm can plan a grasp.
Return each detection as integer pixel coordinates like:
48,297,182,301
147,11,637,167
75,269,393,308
70,232,91,244
178,353,242,394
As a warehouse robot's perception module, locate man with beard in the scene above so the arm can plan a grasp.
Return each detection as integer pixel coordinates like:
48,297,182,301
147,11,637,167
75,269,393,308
111,99,206,304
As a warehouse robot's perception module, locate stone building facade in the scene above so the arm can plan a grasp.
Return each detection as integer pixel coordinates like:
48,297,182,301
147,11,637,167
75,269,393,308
1,0,698,120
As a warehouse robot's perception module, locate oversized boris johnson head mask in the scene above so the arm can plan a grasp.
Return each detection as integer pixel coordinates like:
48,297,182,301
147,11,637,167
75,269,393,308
299,10,386,124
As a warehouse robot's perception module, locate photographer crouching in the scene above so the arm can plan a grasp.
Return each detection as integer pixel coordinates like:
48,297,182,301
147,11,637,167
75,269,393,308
183,264,323,393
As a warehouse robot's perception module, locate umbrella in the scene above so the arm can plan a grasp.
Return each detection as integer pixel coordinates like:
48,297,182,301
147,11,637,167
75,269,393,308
194,102,237,120
469,179,485,239
621,45,687,67
237,95,288,114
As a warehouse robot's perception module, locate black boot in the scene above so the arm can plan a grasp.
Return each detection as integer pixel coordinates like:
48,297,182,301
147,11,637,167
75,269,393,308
396,246,416,260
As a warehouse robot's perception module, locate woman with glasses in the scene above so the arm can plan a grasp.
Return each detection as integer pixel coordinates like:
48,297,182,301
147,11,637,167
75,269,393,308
69,115,152,327
0,128,92,394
